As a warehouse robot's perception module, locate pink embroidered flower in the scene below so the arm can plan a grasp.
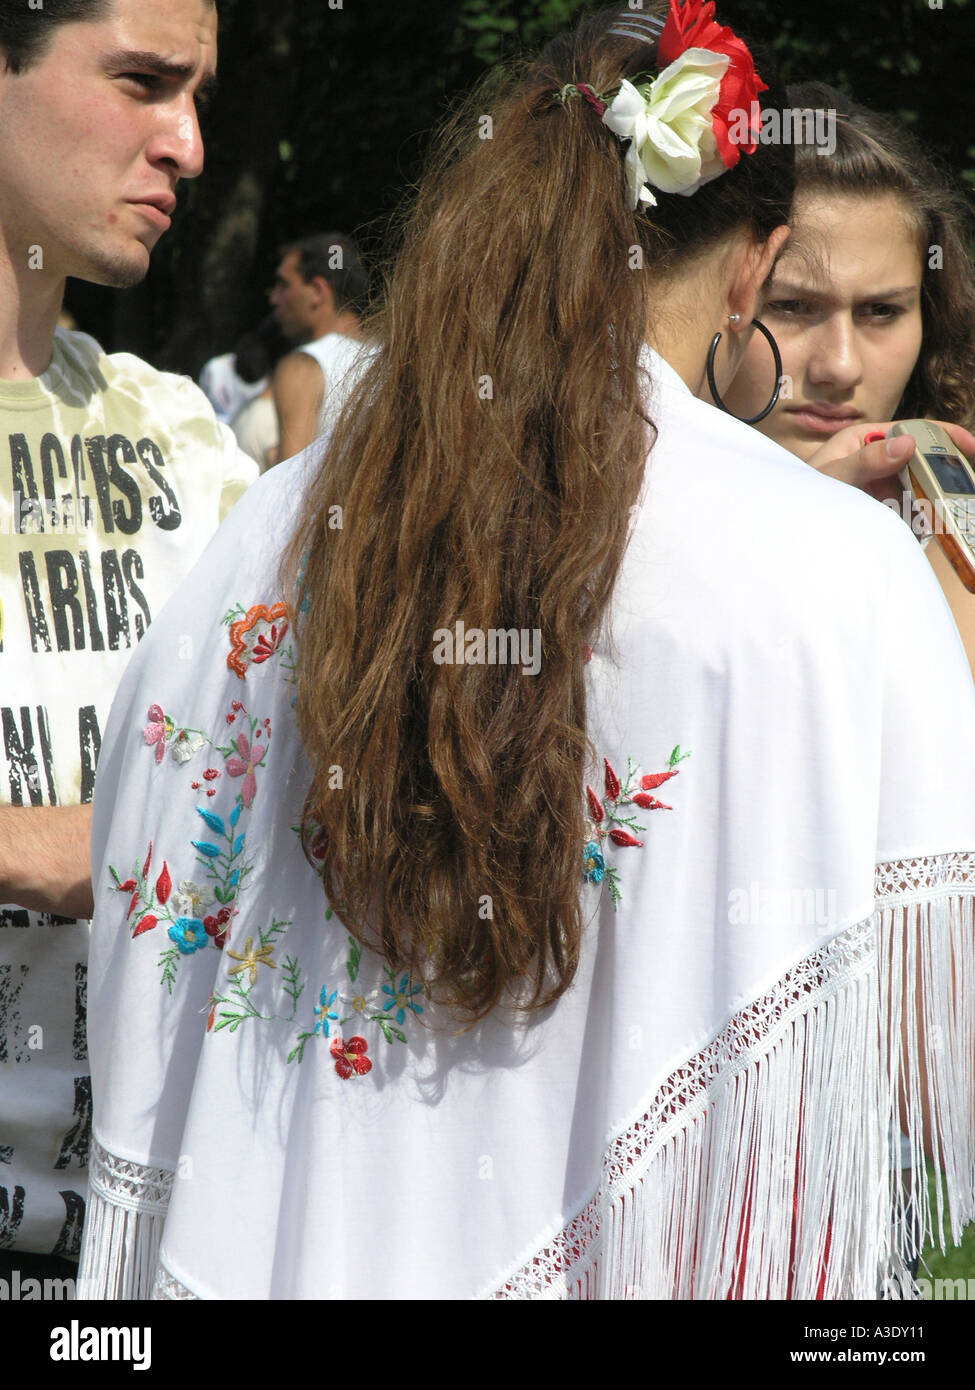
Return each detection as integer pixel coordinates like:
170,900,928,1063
143,704,171,763
330,1035,372,1079
225,732,267,807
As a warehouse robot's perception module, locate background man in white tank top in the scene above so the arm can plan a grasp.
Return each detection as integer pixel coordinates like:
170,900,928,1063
268,232,369,459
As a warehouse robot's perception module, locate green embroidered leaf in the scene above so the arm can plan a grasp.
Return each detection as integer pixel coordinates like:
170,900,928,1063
213,885,234,904
158,947,180,995
669,745,691,767
287,1031,313,1065
346,936,361,981
109,864,122,887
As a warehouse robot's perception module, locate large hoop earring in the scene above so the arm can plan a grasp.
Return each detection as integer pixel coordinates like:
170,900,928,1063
706,318,783,425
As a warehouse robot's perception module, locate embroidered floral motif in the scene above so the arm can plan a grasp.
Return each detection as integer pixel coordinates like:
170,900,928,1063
224,730,266,808
226,935,277,987
142,705,210,765
207,917,290,1033
171,879,215,919
169,916,208,955
313,987,340,1037
382,975,425,1025
116,601,418,1085
331,1035,372,1078
225,602,290,680
585,746,690,907
583,841,605,884
112,697,272,990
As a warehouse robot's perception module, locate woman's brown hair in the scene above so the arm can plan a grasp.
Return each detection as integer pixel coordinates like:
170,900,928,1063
282,4,794,1019
788,81,975,427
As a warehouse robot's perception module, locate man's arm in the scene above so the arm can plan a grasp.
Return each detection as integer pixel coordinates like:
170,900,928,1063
0,805,94,920
272,352,325,462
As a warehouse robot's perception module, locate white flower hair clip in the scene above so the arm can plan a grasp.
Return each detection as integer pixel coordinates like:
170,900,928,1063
558,0,768,211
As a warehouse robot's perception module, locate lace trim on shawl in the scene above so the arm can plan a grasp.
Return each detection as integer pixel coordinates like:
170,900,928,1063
875,851,975,902
152,1261,199,1301
87,1136,175,1216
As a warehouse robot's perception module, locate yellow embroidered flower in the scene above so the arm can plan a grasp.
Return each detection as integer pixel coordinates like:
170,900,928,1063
227,936,277,987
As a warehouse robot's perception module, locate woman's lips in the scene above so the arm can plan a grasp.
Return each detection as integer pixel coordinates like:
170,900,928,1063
785,407,861,436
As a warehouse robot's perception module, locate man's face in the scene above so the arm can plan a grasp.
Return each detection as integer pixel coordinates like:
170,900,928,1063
0,0,217,288
270,252,318,344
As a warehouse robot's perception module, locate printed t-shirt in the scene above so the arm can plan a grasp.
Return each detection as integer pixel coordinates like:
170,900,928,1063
0,327,258,1261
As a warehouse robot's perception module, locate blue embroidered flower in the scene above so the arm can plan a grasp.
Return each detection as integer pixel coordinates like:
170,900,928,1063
583,840,605,884
382,975,424,1025
169,916,209,955
313,987,339,1037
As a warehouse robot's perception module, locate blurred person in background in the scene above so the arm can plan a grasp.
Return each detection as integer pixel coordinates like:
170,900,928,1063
269,232,370,459
198,336,268,425
230,315,291,472
0,0,257,1291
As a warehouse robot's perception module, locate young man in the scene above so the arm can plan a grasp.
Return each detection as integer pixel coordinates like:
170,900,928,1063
0,0,258,1284
269,233,370,460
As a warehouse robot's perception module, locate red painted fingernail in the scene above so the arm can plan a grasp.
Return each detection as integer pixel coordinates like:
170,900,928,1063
864,431,886,445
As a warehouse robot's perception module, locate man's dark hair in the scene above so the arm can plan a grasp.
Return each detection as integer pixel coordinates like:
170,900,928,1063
0,0,109,71
282,233,370,316
233,314,291,385
0,0,214,72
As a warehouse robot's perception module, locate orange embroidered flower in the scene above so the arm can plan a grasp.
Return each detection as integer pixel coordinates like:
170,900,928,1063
227,603,289,680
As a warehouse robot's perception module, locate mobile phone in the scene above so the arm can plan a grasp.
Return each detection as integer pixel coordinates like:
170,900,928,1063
888,419,975,594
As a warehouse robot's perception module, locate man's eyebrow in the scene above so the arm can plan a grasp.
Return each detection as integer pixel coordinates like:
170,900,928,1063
103,49,218,99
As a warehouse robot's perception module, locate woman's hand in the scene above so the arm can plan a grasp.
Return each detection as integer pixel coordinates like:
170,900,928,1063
806,420,975,505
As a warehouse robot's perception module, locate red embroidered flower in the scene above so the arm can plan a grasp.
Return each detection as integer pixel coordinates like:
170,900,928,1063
330,1035,372,1078
203,906,233,950
658,0,767,164
252,621,288,665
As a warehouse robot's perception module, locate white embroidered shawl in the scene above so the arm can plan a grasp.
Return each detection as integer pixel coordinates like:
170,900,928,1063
79,352,975,1299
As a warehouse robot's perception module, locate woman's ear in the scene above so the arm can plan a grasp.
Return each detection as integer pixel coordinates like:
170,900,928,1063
728,225,791,328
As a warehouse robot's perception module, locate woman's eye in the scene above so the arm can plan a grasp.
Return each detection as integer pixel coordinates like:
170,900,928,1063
859,303,905,321
767,300,811,316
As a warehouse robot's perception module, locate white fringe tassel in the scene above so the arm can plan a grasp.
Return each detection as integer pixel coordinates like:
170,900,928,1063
76,1138,174,1300
495,886,975,1299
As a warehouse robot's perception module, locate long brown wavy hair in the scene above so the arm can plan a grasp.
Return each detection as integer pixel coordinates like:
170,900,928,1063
788,82,975,428
282,4,794,1019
